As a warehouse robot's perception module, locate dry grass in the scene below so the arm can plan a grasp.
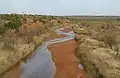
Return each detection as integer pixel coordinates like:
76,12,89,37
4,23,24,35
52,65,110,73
72,19,120,78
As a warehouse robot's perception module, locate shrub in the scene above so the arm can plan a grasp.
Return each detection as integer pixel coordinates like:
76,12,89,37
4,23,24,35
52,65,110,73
0,27,5,35
95,23,117,49
4,14,22,31
2,37,15,50
103,32,116,49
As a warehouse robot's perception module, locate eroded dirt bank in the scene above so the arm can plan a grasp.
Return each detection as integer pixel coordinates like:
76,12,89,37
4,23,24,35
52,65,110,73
0,33,49,78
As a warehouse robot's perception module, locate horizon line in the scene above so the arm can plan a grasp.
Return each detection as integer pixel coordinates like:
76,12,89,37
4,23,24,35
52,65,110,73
0,12,120,17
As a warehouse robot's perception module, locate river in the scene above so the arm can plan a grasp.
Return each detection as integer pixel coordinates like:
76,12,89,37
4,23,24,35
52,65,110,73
20,28,76,78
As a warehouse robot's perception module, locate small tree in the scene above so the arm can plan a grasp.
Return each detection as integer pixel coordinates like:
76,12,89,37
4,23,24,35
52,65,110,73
97,24,117,49
103,32,116,49
97,24,120,56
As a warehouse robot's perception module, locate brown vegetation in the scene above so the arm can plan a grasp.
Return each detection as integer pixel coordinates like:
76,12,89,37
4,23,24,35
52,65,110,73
72,19,120,78
1,14,120,78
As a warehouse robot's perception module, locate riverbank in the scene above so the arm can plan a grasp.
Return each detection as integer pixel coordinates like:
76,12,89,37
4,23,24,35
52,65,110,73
1,27,88,78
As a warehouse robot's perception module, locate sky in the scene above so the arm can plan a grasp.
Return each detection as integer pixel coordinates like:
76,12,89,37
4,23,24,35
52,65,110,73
0,0,120,16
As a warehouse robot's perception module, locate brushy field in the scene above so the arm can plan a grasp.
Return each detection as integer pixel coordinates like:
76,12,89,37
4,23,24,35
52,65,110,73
0,14,120,78
72,18,120,78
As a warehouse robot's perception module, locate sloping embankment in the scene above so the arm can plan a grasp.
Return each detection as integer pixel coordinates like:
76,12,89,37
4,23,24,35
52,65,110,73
75,34,120,78
0,33,50,77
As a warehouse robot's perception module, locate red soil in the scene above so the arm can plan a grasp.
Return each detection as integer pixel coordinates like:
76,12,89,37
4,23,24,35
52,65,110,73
47,30,87,78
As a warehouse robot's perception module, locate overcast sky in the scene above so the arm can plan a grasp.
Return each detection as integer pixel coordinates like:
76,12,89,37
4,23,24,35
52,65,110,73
0,0,120,16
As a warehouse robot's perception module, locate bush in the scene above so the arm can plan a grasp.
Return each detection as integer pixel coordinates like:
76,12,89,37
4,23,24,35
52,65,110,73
4,14,22,31
96,26,120,56
0,27,5,35
2,37,15,50
103,33,116,49
94,23,117,49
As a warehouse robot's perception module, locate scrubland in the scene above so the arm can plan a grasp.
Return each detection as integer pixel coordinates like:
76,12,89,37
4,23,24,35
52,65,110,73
0,14,71,74
72,18,120,78
0,14,120,78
